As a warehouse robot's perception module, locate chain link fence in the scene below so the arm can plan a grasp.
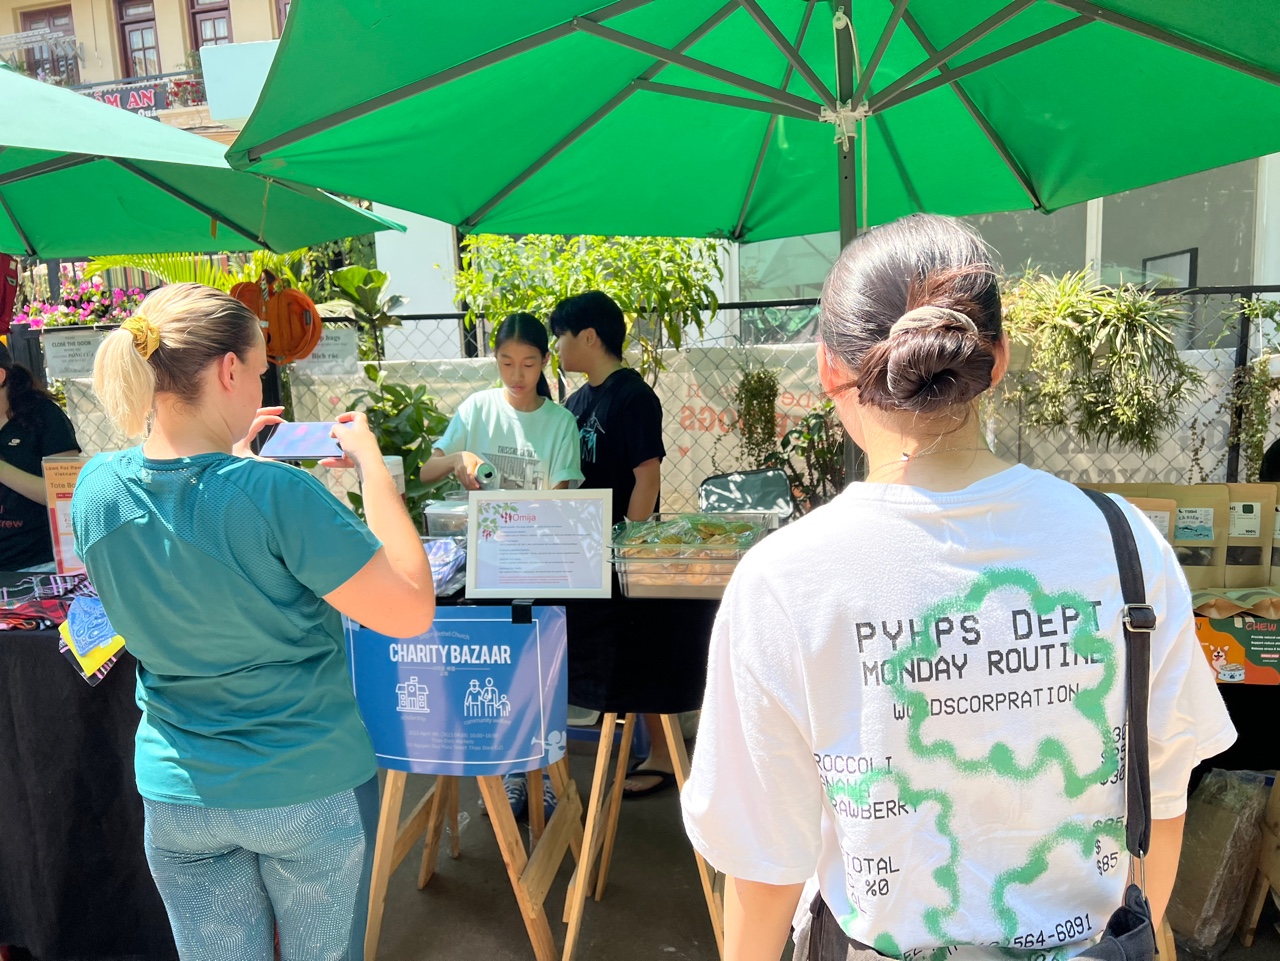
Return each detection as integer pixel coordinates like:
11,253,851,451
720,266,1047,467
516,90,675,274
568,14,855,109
25,288,1280,516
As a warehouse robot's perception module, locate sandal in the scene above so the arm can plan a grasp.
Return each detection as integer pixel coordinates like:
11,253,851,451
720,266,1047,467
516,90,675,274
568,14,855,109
622,768,677,800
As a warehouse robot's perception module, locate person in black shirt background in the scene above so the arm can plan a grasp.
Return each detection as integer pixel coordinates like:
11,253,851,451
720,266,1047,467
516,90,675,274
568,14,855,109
551,291,677,797
0,347,81,571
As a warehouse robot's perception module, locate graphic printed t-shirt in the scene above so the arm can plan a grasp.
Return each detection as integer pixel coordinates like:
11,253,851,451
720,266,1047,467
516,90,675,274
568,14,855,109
565,368,665,525
0,396,79,569
434,388,583,489
682,466,1235,961
73,449,381,808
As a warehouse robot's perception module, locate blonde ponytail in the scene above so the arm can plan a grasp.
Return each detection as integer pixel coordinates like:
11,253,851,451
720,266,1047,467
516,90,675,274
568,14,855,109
91,283,261,441
93,327,158,439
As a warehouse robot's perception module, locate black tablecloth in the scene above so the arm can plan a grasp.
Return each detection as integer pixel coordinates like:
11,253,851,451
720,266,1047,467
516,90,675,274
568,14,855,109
439,582,719,715
0,633,177,961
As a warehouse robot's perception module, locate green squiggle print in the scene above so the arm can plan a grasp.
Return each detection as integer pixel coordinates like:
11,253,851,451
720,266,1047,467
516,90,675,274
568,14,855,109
886,567,1118,797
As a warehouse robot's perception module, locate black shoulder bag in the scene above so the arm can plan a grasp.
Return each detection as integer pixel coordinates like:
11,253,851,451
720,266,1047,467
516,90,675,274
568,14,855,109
1078,487,1159,961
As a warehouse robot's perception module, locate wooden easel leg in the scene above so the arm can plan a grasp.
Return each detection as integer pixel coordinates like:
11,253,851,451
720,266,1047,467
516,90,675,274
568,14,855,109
418,775,455,889
1238,870,1270,948
660,713,724,961
562,713,617,960
529,767,547,847
447,776,462,859
594,712,636,901
547,758,584,864
1157,918,1177,960
477,775,559,961
365,771,407,961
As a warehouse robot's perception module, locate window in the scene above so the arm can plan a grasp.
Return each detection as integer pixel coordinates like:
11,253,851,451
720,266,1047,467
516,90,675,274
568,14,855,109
117,1,160,78
190,0,232,47
19,6,80,85
276,0,291,36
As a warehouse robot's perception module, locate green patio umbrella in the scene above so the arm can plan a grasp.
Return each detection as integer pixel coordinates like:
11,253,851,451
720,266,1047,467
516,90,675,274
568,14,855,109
0,65,401,259
228,0,1280,246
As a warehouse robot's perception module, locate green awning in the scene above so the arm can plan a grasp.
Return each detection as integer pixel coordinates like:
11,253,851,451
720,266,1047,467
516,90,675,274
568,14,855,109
0,66,401,259
228,0,1280,242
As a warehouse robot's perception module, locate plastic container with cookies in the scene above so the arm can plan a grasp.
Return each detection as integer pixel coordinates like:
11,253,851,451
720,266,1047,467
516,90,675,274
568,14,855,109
611,512,774,599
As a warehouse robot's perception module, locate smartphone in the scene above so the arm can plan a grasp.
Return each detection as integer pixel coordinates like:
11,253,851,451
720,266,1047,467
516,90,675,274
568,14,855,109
258,422,344,461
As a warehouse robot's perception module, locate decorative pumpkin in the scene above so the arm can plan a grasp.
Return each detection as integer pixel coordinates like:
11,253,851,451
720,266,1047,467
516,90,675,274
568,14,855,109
263,287,323,365
228,281,267,320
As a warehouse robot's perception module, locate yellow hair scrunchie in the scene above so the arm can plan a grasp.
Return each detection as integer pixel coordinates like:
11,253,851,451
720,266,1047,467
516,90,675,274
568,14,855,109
122,315,161,360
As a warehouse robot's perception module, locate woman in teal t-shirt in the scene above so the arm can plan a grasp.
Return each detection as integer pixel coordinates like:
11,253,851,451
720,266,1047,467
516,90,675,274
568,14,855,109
73,284,436,961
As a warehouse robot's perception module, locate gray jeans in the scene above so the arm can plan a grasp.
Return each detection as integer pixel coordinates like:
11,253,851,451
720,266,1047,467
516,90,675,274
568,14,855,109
792,895,889,961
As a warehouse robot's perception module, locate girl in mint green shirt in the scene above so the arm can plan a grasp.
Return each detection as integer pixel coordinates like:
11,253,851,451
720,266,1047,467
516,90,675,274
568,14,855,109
422,312,583,491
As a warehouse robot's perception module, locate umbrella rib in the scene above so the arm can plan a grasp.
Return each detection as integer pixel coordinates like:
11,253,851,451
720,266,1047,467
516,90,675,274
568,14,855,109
734,0,836,110
242,0,659,163
0,191,36,257
873,15,1091,112
0,154,97,188
1047,0,1280,88
635,81,819,120
110,159,266,249
574,18,820,116
734,0,820,240
873,113,923,210
871,0,1035,108
461,2,740,229
851,0,913,107
901,11,1042,209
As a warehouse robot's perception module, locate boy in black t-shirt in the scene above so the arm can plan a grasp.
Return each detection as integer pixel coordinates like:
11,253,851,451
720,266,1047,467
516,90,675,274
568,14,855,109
550,291,675,797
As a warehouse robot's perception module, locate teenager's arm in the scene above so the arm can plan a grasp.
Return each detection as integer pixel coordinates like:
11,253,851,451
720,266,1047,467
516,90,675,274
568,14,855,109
627,457,661,521
724,876,803,961
420,449,483,489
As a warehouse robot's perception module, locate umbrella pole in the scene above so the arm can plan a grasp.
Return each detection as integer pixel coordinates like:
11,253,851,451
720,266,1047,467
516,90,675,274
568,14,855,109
833,2,866,483
835,5,857,249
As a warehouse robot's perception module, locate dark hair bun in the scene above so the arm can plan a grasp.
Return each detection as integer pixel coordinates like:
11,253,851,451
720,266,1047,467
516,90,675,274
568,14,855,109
856,307,995,414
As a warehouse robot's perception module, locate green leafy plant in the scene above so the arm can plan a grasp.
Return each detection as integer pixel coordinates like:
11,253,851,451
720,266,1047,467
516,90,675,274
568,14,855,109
453,233,724,381
735,367,780,469
346,364,451,526
1217,297,1280,482
1002,270,1205,454
327,265,406,328
766,399,846,515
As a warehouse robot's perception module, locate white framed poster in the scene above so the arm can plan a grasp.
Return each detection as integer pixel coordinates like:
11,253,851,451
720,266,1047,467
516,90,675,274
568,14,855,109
465,489,612,599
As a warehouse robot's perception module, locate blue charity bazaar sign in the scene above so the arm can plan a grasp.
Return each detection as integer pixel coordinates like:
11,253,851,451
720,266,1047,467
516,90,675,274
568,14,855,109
345,606,568,776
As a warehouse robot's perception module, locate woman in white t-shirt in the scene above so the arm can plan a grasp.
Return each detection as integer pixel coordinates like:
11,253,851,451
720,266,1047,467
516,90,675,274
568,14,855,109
681,215,1235,961
421,312,583,491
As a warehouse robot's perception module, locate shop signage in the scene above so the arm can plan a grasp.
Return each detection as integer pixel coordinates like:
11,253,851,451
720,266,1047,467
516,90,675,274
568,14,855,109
345,607,568,776
89,83,169,115
466,489,612,599
292,324,359,376
43,327,103,380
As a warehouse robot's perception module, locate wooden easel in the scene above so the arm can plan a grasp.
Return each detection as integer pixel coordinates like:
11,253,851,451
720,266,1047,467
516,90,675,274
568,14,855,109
1237,778,1280,948
364,759,584,961
561,712,724,961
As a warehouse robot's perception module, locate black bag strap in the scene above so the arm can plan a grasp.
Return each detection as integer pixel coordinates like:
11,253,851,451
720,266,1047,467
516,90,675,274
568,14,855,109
1081,488,1153,860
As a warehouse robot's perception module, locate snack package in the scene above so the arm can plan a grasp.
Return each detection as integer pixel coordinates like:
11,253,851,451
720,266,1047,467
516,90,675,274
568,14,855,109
1123,497,1177,543
1167,769,1271,959
1225,484,1276,588
1148,483,1229,590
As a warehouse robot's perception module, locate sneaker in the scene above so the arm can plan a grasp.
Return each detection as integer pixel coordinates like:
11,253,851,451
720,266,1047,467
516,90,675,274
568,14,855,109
502,773,528,819
541,776,557,820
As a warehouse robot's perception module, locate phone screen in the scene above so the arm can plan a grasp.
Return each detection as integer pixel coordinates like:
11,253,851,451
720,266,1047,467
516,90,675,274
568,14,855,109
258,422,343,461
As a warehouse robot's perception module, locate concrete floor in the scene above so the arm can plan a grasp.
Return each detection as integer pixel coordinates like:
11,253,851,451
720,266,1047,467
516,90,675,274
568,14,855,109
373,750,723,961
371,750,1280,961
